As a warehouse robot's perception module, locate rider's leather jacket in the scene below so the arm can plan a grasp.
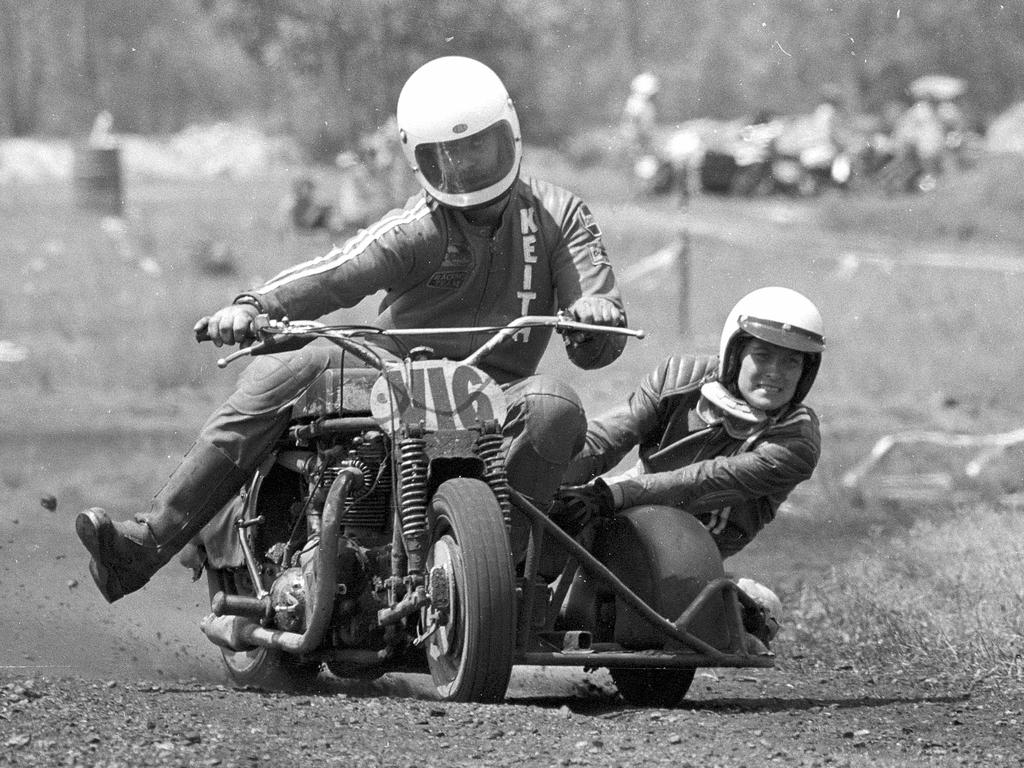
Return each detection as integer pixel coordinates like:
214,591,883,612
241,175,626,384
565,354,821,556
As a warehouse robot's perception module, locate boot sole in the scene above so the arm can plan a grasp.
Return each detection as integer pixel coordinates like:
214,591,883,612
75,509,124,603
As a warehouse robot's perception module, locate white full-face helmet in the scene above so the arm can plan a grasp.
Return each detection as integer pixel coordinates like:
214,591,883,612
718,287,825,404
396,56,522,209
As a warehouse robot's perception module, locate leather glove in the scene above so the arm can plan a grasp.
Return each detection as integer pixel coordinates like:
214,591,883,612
548,478,617,537
563,297,624,345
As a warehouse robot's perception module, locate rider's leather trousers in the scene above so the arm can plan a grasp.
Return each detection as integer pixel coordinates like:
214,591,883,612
193,342,588,561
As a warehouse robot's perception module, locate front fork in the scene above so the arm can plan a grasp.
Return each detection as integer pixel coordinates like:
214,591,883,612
382,420,509,642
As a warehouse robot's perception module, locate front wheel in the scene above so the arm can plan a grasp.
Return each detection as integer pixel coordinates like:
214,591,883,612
423,478,516,703
610,667,695,707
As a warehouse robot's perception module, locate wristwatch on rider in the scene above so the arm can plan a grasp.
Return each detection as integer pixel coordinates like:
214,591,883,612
232,294,264,313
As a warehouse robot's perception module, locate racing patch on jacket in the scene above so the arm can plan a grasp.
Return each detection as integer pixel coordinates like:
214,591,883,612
427,270,469,290
587,240,610,266
576,204,610,266
428,241,472,289
578,204,603,238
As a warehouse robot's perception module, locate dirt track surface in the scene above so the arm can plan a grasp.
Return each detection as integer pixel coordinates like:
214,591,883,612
2,470,1021,768
1,665,1017,767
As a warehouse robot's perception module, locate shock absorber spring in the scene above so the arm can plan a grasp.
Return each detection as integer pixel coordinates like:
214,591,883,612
398,435,428,575
476,431,511,531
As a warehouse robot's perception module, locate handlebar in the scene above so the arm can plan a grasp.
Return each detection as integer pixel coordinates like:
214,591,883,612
460,315,643,367
198,313,645,370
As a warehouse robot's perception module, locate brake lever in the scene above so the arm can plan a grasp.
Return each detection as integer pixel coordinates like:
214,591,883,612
215,330,316,368
215,343,264,369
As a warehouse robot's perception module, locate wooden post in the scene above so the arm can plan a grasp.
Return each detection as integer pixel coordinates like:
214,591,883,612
675,227,691,340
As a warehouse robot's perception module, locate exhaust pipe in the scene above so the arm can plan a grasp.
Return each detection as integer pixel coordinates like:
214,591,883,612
202,466,363,654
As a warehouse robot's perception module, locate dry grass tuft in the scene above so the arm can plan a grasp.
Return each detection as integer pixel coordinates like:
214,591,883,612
788,504,1024,682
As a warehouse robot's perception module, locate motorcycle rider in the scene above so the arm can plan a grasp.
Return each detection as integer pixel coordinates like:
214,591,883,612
551,287,824,638
76,55,627,603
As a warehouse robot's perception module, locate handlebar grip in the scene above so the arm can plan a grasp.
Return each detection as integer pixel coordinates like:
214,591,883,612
195,312,268,344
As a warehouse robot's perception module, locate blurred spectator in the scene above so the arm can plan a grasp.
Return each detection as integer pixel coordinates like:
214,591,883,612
891,75,969,191
88,111,117,149
331,151,379,234
786,89,851,186
892,96,945,191
288,176,332,232
935,96,971,174
811,86,859,155
621,71,661,156
359,115,418,206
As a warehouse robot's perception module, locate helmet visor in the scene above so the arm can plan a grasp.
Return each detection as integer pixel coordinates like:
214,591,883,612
738,314,825,353
414,121,517,197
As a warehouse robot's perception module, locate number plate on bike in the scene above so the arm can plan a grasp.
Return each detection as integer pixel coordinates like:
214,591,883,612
369,360,506,433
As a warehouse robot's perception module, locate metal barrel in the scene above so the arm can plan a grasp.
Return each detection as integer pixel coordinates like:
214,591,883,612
72,146,123,215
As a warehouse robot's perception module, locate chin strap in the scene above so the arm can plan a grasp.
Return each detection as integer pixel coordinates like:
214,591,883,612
698,381,768,440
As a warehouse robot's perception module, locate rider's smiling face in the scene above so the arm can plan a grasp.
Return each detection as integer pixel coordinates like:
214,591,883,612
736,338,804,412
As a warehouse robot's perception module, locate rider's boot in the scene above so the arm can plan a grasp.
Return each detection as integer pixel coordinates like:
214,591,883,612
75,439,249,603
735,577,782,650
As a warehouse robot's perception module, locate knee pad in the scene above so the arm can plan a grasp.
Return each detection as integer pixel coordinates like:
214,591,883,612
227,347,333,416
512,375,586,463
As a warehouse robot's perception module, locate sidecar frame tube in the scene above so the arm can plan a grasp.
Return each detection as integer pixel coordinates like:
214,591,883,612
510,489,752,663
521,580,773,669
520,649,774,669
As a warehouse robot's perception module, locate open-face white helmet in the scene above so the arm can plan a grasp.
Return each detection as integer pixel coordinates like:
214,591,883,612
718,287,825,404
396,56,522,209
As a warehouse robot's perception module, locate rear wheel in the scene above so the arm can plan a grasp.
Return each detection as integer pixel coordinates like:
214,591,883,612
610,667,695,707
423,478,515,703
206,569,321,692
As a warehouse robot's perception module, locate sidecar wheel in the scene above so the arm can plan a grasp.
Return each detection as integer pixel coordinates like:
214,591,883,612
206,569,321,692
423,478,515,703
610,667,695,708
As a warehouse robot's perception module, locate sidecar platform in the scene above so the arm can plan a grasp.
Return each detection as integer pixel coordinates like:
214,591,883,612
511,490,776,673
516,576,774,670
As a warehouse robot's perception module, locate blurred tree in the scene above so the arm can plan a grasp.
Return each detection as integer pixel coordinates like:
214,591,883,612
0,0,45,135
0,0,1023,144
199,0,557,153
0,0,264,136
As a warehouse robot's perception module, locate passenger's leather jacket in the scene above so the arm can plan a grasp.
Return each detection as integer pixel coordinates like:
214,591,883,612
565,354,821,556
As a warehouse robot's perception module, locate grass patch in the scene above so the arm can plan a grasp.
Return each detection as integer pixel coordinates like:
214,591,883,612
0,172,347,432
816,152,1024,250
786,504,1024,684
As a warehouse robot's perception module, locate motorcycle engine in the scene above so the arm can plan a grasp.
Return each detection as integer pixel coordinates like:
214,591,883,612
337,430,391,541
269,567,305,632
265,536,375,637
